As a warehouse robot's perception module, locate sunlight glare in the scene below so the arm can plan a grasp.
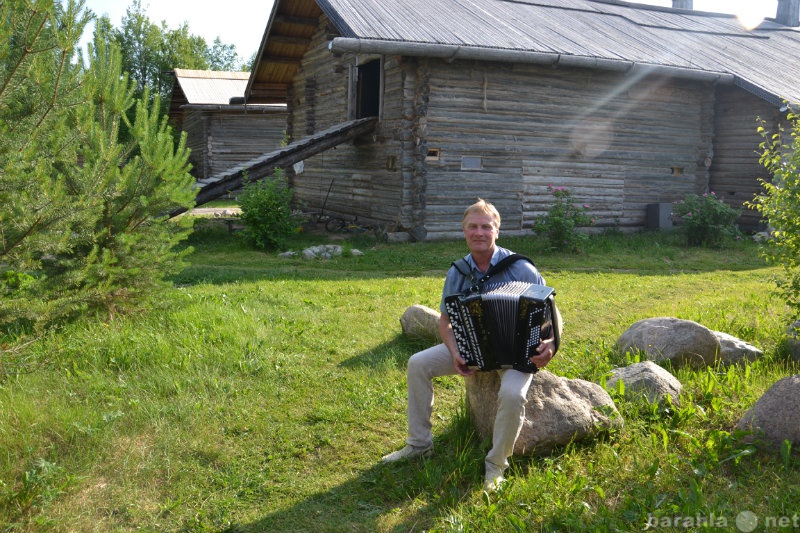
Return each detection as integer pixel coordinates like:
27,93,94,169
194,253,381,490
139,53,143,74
732,1,769,29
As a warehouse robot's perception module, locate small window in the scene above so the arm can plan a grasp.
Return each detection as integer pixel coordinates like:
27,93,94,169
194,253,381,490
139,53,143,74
426,148,441,161
671,166,685,176
461,156,483,170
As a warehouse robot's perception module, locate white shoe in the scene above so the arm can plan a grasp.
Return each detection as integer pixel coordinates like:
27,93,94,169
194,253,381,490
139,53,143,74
484,466,506,492
381,444,434,463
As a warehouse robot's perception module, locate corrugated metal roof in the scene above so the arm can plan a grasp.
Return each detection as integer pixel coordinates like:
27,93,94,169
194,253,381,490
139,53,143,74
173,69,251,105
275,0,799,106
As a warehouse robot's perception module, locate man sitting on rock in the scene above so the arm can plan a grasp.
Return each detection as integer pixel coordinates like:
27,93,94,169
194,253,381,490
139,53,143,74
381,198,559,491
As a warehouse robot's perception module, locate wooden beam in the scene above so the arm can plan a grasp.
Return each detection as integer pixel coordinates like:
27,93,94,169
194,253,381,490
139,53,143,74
273,14,319,27
269,35,312,46
260,55,302,65
169,117,378,217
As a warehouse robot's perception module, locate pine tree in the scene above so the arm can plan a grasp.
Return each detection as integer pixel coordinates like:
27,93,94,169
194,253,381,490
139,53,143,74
0,0,196,344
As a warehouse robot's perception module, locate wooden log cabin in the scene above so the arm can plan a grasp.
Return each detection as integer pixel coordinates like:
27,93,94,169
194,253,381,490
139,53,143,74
168,69,287,187
230,0,800,240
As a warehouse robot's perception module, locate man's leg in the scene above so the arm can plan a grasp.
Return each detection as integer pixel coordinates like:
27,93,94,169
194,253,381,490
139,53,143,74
484,369,533,488
382,343,455,462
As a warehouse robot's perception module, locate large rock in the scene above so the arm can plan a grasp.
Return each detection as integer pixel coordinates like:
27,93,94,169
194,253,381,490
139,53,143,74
605,361,682,406
615,317,720,368
783,321,800,363
400,304,441,342
466,370,622,456
714,331,762,365
736,375,800,448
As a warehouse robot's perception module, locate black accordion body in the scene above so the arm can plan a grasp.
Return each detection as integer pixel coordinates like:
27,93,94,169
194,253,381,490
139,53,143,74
444,281,559,373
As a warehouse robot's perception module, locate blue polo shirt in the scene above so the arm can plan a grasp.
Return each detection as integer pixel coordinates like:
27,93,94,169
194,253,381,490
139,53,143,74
440,246,545,315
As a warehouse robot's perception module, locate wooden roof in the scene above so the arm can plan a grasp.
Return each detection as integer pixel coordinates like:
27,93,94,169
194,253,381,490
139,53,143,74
173,69,251,105
246,0,323,103
247,0,800,106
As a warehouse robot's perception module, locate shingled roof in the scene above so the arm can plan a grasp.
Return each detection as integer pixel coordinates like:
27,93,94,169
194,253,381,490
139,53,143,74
247,0,800,106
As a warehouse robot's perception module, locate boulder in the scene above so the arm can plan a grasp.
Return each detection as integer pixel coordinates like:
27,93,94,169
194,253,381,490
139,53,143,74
783,321,800,363
400,305,442,342
615,317,720,368
466,370,622,456
713,331,762,365
605,361,682,406
736,375,800,448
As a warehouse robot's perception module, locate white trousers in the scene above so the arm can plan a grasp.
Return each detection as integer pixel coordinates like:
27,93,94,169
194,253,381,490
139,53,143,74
405,343,533,473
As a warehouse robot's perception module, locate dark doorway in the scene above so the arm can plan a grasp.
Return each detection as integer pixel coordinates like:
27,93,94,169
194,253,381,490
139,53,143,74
357,59,381,118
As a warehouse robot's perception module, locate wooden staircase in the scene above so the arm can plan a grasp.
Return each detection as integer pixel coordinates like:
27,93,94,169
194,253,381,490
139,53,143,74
170,116,378,217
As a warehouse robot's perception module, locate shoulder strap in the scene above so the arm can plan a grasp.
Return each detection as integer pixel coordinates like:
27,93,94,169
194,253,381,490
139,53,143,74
483,254,535,283
450,257,472,280
451,254,536,293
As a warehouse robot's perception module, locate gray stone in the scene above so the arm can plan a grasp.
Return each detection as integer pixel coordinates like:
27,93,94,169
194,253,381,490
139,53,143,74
400,305,441,342
466,370,622,457
302,244,343,259
713,331,762,365
615,317,720,368
736,375,800,448
606,361,682,406
783,321,800,362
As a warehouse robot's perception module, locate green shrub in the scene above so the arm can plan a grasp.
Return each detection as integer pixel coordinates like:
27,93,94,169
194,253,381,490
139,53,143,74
533,186,594,253
671,192,740,247
238,170,302,251
749,110,800,316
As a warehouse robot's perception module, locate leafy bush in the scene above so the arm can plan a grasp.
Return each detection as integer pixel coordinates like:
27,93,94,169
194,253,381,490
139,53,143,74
238,170,302,251
671,192,740,247
533,186,594,253
749,110,800,316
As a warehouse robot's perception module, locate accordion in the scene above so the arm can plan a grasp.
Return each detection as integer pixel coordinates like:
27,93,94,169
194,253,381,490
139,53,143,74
444,281,559,373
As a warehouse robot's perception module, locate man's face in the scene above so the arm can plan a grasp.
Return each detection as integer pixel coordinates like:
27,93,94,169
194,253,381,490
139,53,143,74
463,213,499,255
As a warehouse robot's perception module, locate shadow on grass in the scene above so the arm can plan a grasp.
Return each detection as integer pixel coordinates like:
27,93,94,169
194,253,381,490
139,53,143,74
228,409,488,533
338,333,434,370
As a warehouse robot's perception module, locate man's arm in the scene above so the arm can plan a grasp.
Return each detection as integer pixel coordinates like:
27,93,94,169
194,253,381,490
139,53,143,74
438,314,477,376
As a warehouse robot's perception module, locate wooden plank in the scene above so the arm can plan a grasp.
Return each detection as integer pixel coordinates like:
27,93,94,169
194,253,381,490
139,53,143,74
169,117,378,217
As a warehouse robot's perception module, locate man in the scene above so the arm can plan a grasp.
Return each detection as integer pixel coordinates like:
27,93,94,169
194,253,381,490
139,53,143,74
382,198,559,491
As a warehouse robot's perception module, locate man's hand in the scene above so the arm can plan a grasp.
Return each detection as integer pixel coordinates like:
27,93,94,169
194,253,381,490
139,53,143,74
452,352,477,376
529,336,557,369
439,314,476,376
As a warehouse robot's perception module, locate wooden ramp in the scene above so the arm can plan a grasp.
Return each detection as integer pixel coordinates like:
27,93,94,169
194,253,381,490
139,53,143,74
170,116,378,217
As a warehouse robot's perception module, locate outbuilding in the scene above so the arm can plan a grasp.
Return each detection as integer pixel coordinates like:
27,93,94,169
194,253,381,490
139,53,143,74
168,69,287,186
228,0,800,239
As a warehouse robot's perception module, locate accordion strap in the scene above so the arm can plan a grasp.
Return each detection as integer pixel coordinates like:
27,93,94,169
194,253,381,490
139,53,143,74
451,253,536,293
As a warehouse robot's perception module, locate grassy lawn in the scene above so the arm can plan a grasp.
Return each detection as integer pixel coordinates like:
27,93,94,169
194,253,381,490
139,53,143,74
1,224,798,532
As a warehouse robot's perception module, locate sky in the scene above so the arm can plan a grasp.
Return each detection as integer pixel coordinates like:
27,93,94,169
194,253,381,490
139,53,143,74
79,0,277,61
78,0,781,62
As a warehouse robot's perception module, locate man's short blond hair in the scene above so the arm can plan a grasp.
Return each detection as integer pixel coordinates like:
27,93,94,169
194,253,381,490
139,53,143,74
462,198,501,229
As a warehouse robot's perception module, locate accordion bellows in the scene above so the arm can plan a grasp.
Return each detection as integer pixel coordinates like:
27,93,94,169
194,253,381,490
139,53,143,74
444,281,558,373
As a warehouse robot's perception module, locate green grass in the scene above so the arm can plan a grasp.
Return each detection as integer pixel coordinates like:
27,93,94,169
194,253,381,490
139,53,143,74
1,226,798,532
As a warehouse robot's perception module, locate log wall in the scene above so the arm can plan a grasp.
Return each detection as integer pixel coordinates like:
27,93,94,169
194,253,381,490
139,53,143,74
182,108,287,181
710,86,785,230
420,62,714,236
286,16,409,232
